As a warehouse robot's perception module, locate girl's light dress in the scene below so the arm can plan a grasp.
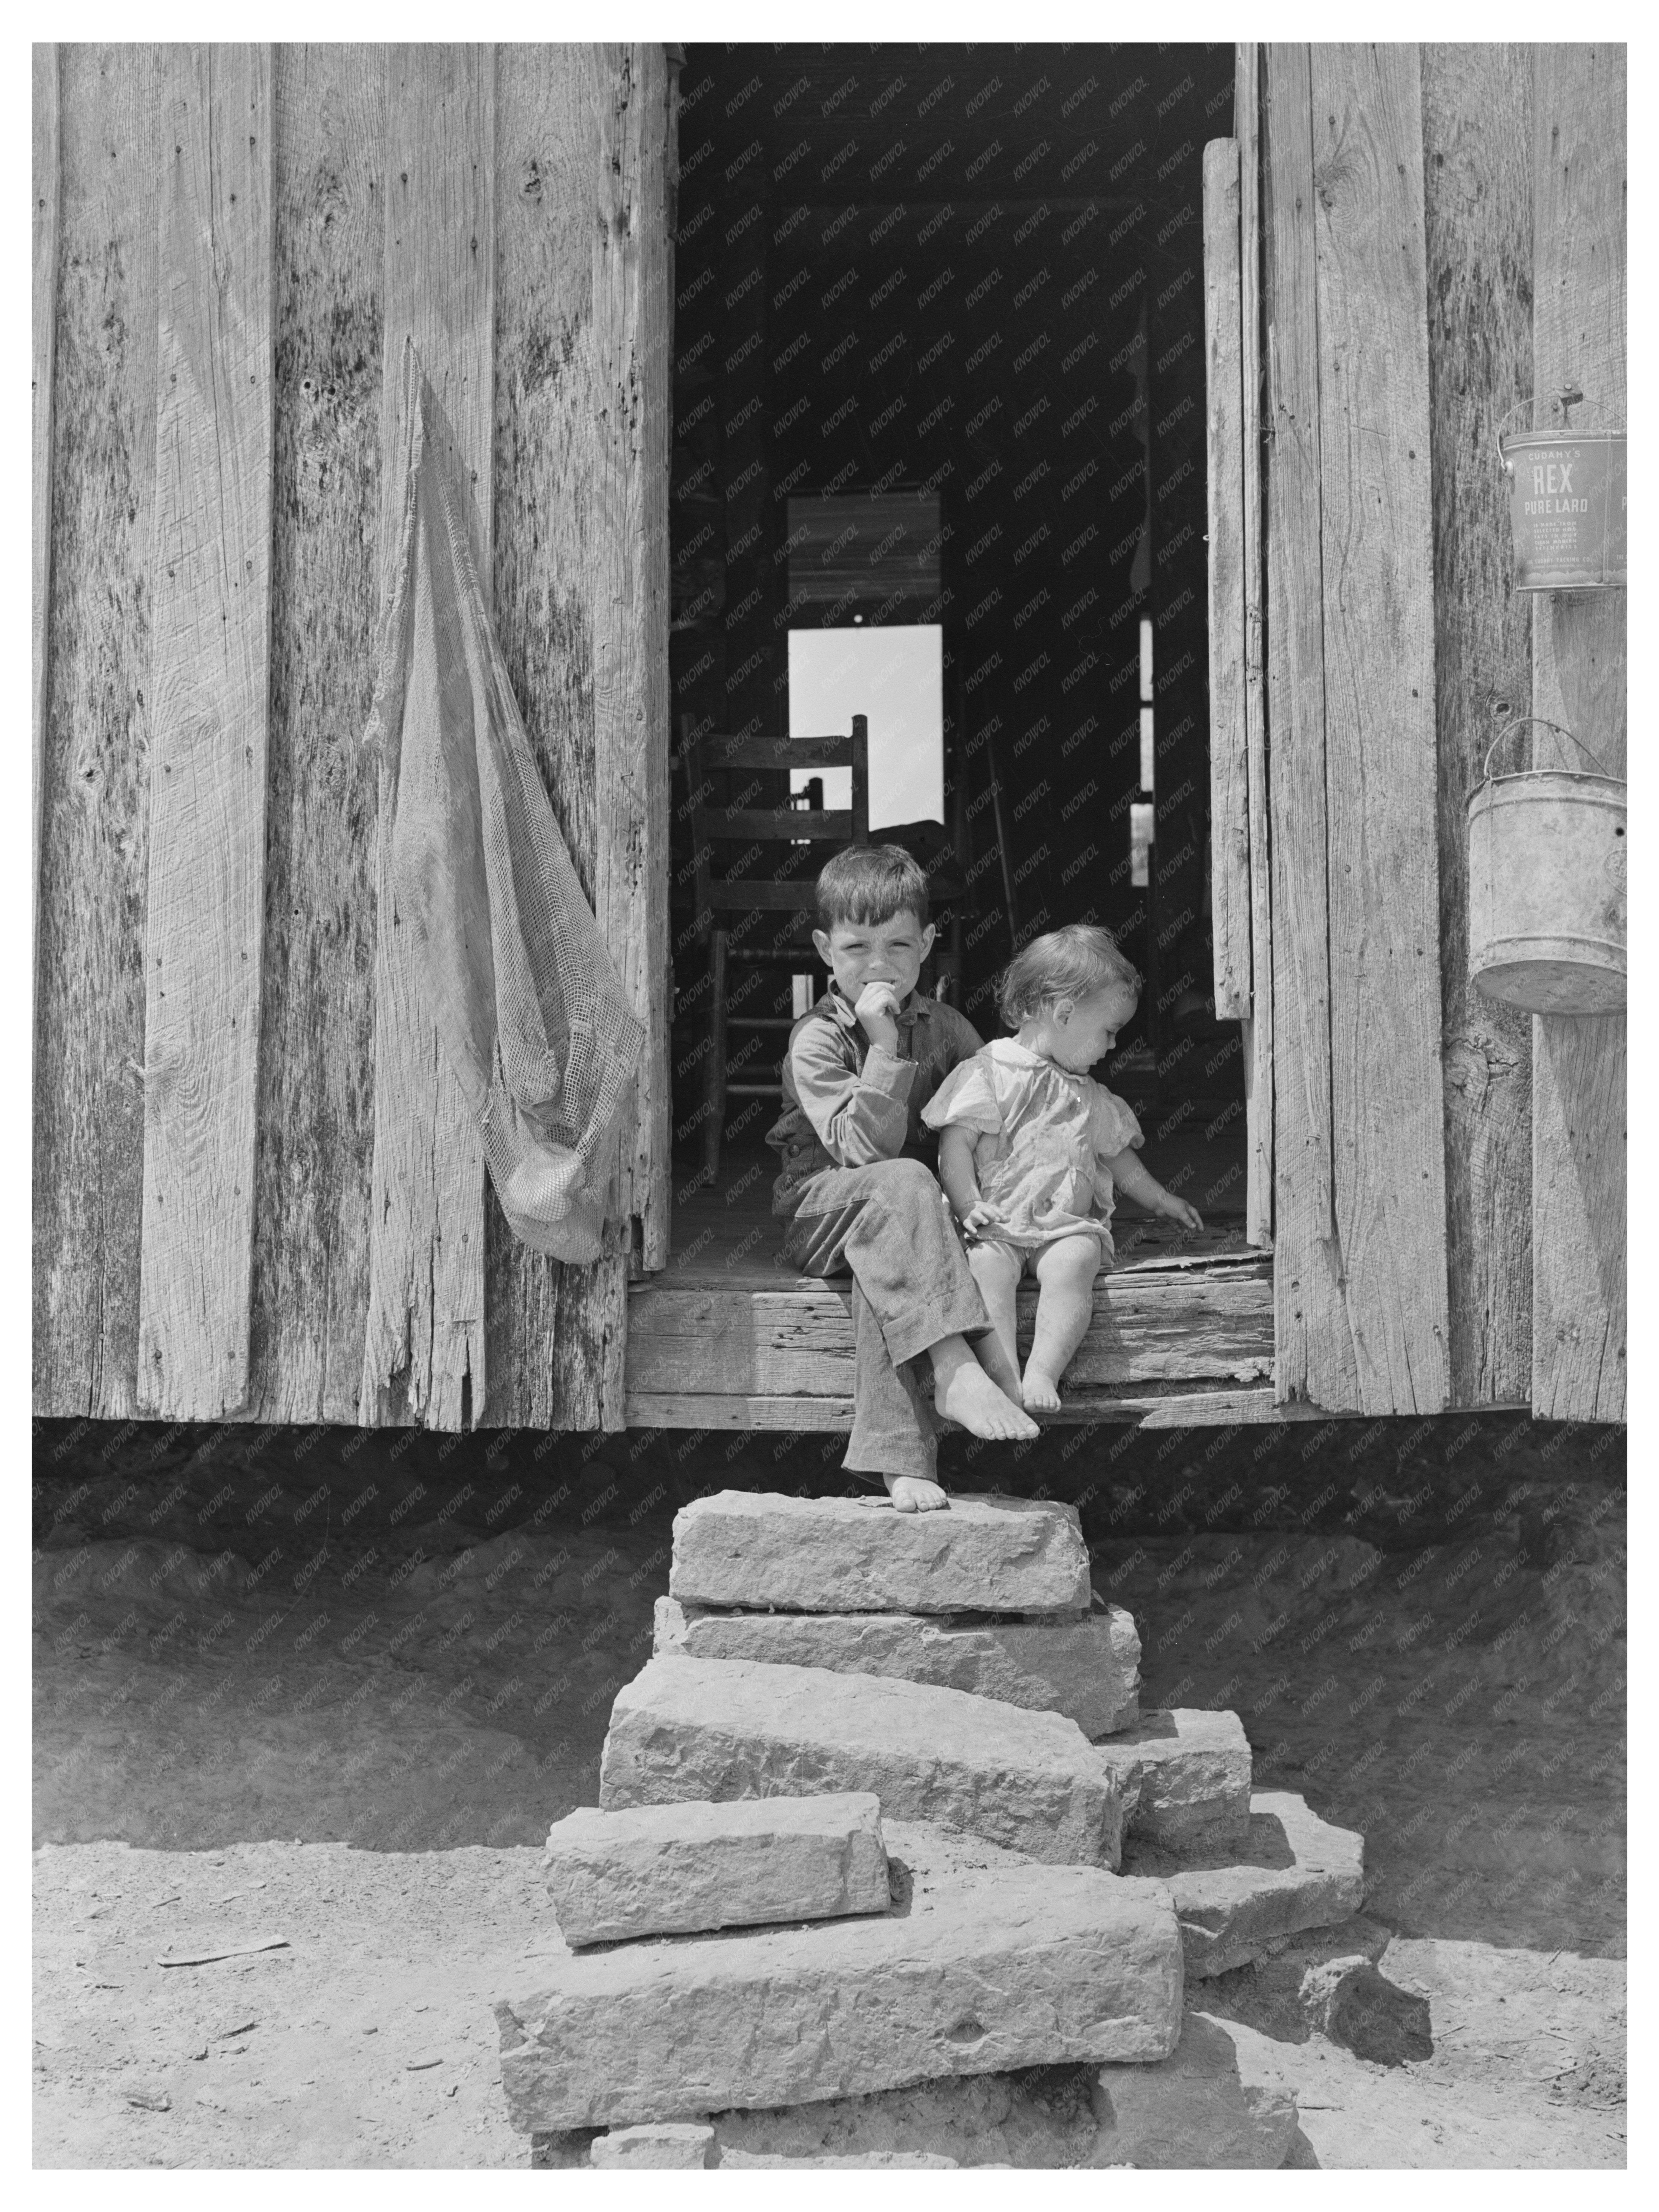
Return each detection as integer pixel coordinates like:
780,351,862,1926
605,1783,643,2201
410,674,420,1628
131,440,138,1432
921,1036,1144,1262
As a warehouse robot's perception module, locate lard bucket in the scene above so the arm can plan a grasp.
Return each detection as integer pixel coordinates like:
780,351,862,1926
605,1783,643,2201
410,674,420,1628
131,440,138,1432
1498,397,1626,590
1467,719,1625,1015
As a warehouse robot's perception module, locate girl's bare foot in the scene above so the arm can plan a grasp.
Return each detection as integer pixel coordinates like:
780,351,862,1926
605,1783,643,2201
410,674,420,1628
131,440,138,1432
885,1472,950,1512
971,1327,1025,1404
930,1339,1040,1440
1022,1364,1063,1413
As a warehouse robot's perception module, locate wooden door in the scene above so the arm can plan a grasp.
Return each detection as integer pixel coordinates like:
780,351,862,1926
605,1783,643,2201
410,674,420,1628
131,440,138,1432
1209,44,1452,1416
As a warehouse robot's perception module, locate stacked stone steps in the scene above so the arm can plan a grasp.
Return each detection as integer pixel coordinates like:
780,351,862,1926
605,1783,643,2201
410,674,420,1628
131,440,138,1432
1123,1787,1367,1978
652,1490,1361,1956
599,1654,1134,1865
654,1593,1140,1738
499,1490,1366,2167
498,1855,1182,2133
542,1794,890,1945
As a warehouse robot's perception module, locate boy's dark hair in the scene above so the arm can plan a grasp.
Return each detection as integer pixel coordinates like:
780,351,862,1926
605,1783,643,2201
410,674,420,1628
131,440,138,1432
815,843,930,932
997,922,1141,1028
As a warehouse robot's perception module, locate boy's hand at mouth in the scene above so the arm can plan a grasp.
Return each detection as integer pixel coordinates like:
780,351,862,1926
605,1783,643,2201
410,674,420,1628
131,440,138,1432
854,981,903,1049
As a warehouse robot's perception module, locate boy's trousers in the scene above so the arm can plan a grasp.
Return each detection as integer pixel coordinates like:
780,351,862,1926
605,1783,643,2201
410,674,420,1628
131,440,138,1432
779,1157,992,1482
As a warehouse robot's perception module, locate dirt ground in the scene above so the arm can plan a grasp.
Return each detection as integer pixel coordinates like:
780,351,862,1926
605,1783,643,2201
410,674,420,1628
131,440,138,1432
32,1411,1625,2169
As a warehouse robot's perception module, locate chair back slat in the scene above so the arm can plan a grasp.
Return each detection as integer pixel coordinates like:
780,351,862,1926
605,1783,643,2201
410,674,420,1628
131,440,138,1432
708,881,820,912
693,806,854,844
698,733,855,772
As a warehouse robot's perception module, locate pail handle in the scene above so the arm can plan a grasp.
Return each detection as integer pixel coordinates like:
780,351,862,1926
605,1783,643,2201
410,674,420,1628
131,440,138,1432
1482,716,1611,783
1495,386,1587,468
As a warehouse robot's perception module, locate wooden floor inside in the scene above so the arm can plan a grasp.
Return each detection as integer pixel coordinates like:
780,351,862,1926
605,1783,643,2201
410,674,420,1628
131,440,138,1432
626,1122,1307,1430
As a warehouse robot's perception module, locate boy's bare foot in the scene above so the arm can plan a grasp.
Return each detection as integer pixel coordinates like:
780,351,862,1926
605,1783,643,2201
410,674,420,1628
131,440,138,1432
931,1341,1040,1440
1022,1364,1063,1413
885,1473,950,1513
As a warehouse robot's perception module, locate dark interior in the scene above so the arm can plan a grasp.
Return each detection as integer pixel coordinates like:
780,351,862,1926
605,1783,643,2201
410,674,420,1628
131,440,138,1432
667,43,1246,1227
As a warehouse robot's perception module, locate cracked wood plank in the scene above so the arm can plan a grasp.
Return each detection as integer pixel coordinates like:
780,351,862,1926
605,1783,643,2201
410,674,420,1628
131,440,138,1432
1529,43,1626,1423
486,44,672,1428
138,43,275,1418
32,43,58,1017
594,43,673,1278
246,45,386,1420
1235,44,1274,1249
626,1263,1274,1399
1203,135,1252,1023
360,42,493,1430
1263,43,1352,1407
1422,43,1535,1404
33,44,165,1417
1308,43,1449,1413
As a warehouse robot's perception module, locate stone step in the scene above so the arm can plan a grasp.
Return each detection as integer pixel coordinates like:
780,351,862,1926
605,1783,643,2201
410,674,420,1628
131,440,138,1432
1097,1709,1254,1850
1090,2014,1300,2169
599,1655,1131,1867
669,1490,1092,1615
654,1595,1140,1738
590,2122,714,2169
1120,1789,1366,1977
543,1794,891,1947
495,1859,1183,2132
717,2150,960,2168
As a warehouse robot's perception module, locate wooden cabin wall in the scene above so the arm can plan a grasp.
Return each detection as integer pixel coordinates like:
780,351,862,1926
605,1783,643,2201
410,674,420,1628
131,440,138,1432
1528,45,1626,1424
1232,41,1622,1423
34,44,164,1423
32,43,673,1432
1420,41,1624,1423
1259,45,1453,1417
1422,45,1536,1409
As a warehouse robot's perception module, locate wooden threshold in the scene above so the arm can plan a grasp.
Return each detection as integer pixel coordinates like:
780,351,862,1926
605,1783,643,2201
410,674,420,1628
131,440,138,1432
626,1224,1282,1432
621,1382,1334,1432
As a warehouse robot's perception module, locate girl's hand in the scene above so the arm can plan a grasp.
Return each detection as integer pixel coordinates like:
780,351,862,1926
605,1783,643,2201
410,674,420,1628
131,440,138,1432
1157,1193,1204,1232
960,1198,1007,1239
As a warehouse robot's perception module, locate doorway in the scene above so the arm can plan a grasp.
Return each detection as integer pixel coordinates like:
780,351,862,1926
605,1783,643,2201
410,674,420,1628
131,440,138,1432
665,41,1245,1262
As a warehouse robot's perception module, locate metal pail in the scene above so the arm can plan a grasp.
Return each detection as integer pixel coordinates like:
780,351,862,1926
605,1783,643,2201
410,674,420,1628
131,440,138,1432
1498,406,1626,590
1467,720,1626,1015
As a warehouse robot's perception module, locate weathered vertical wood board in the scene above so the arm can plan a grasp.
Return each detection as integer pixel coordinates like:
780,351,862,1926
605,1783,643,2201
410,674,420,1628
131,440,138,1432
1307,44,1449,1414
1234,44,1274,1253
1263,44,1354,1406
1530,43,1626,1423
1421,44,1535,1407
246,46,386,1422
360,43,494,1430
630,46,674,1276
1202,136,1251,1023
32,45,165,1418
592,42,672,1285
32,44,59,997
488,46,610,1430
137,45,275,1418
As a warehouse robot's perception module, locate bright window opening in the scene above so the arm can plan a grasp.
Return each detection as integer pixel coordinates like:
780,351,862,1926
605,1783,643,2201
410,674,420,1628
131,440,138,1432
786,626,945,829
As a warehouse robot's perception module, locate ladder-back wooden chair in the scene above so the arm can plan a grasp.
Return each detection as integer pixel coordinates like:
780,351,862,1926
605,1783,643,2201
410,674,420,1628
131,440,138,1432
687,717,869,1184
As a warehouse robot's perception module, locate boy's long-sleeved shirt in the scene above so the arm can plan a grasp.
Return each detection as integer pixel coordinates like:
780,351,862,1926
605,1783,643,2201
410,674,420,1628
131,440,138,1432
765,985,985,1217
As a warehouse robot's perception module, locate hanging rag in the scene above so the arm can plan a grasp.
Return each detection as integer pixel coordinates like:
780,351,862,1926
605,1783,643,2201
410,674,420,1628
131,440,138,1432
364,341,644,1261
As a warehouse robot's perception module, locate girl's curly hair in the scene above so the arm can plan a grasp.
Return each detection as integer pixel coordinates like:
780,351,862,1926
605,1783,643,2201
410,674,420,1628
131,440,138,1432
996,922,1141,1029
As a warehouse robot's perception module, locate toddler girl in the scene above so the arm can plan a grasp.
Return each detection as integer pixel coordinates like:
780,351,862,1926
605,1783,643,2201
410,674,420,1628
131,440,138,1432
922,923,1205,1411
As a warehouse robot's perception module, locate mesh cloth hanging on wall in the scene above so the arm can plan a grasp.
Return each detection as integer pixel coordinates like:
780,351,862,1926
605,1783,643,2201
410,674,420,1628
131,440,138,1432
364,341,644,1261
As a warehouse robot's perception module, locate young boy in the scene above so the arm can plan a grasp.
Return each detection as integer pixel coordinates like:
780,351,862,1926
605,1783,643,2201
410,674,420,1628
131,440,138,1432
766,846,1039,1513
